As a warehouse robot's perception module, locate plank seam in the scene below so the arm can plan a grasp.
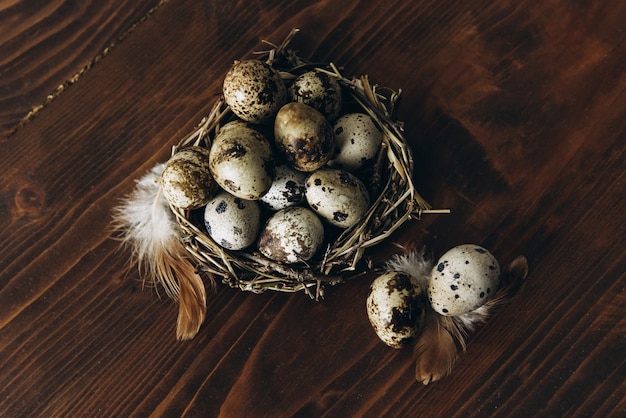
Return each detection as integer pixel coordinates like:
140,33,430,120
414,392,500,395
3,0,168,139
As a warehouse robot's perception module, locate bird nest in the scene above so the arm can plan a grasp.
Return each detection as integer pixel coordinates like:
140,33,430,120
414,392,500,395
159,29,446,300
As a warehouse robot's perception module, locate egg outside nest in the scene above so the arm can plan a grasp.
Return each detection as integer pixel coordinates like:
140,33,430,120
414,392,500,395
366,271,427,349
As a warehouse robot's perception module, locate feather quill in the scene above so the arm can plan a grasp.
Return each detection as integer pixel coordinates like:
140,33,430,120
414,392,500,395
386,250,529,384
112,163,207,340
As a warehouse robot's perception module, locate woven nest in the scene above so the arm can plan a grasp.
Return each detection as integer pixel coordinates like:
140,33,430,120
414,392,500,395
165,29,443,299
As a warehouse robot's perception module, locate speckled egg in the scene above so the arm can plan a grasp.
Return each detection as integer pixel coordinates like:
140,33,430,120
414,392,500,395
366,271,426,349
289,70,343,120
209,121,275,200
222,59,287,124
161,146,217,210
203,191,261,250
428,244,501,316
258,206,324,264
274,102,335,172
305,168,370,228
260,165,307,211
329,113,383,172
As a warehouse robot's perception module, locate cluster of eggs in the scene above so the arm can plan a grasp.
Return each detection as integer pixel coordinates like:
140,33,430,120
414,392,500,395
367,244,501,348
161,59,385,265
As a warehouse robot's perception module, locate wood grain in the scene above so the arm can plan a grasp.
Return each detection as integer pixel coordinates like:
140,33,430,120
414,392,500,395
0,0,161,137
0,0,624,416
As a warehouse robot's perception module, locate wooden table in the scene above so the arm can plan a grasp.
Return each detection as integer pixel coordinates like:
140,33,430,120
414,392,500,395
1,1,624,416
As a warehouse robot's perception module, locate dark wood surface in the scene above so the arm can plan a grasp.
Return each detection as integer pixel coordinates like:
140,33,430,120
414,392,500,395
1,0,624,416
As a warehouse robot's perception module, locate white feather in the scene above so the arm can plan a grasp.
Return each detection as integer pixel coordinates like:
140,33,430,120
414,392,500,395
112,163,178,297
384,248,433,291
112,163,207,340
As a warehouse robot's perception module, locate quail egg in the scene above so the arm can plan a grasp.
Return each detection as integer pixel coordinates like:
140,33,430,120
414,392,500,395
428,244,501,316
305,168,370,228
289,70,343,120
258,206,324,264
222,59,287,124
209,120,275,200
260,164,308,211
161,146,217,210
274,102,335,172
203,191,261,250
367,271,426,349
330,113,383,171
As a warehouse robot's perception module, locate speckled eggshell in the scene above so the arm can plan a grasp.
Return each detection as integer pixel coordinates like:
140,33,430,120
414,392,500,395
258,206,324,264
203,191,261,250
260,165,308,211
305,168,370,228
366,271,426,349
209,121,275,200
222,59,287,124
274,102,335,172
428,244,501,316
289,70,343,120
330,113,383,172
161,146,217,210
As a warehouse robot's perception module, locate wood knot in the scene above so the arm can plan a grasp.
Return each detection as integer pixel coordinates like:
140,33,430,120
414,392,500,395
3,169,46,219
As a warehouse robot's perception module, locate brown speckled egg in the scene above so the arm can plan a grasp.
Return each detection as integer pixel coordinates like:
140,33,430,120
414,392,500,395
428,244,501,316
274,102,335,172
305,168,370,228
209,121,275,200
259,164,308,211
289,70,343,120
366,271,426,349
258,206,324,264
161,146,217,210
203,191,261,250
330,113,383,171
222,59,287,124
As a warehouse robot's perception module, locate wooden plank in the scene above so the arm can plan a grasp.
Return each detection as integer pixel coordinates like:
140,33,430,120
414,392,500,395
0,0,624,416
0,0,162,137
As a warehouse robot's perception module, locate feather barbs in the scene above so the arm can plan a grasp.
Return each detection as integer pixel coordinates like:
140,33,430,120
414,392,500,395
111,164,208,340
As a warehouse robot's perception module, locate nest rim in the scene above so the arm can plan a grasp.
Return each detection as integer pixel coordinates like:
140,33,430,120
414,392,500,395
165,29,440,299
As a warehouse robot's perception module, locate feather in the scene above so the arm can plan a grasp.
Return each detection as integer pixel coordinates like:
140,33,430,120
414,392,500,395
386,249,529,384
414,311,458,385
384,248,433,291
111,163,207,340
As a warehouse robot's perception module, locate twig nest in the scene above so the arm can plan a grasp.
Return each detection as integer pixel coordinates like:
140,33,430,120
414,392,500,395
274,102,335,172
161,146,217,210
428,244,501,316
209,121,275,200
223,59,287,124
258,206,325,264
305,168,370,228
203,191,261,250
147,29,438,297
289,70,343,120
366,271,427,349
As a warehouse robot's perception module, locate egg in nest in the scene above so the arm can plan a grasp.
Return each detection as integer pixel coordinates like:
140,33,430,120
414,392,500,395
258,206,324,264
289,70,343,121
222,59,287,124
203,191,261,250
161,146,217,210
209,121,275,200
305,168,370,228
